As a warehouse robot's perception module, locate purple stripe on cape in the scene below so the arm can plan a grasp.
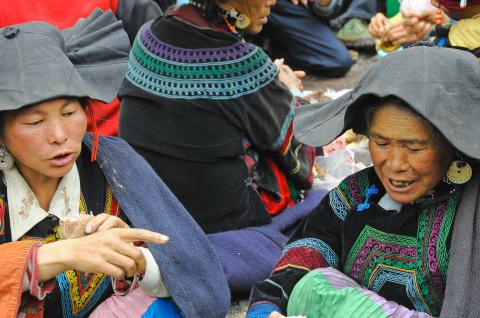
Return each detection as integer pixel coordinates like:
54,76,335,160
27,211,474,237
140,22,257,63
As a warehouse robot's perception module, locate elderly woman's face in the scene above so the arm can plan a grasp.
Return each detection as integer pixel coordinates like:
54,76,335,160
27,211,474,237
368,103,453,204
1,98,87,182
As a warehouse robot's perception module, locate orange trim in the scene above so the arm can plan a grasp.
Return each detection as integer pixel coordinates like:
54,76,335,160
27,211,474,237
0,241,38,318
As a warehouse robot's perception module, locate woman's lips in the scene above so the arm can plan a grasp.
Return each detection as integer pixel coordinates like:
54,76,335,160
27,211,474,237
387,178,417,193
48,152,74,167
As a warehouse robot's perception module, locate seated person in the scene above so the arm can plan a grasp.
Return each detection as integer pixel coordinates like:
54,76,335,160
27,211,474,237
0,11,229,318
429,0,480,56
256,0,378,77
368,0,437,55
119,0,316,234
246,46,480,317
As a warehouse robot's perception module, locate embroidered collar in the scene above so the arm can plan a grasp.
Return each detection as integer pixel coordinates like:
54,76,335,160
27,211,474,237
4,164,81,241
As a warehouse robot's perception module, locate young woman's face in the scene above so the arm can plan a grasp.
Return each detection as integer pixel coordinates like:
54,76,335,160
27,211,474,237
1,98,87,182
246,0,276,34
224,0,276,34
368,103,453,204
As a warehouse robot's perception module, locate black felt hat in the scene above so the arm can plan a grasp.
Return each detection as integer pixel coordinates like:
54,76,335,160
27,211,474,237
0,9,130,111
294,46,480,159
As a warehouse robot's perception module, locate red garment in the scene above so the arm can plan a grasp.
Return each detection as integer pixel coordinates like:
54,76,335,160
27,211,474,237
260,156,296,215
0,0,121,136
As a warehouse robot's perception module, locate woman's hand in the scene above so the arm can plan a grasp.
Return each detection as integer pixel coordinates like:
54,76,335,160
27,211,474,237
369,13,391,39
37,228,168,282
85,213,130,234
383,11,435,45
274,58,305,91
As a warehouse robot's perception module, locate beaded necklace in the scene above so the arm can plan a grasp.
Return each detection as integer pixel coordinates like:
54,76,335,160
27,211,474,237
222,16,242,38
186,0,243,39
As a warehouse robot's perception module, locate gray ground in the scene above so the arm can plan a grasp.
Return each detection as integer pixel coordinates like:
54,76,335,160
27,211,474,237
227,52,377,318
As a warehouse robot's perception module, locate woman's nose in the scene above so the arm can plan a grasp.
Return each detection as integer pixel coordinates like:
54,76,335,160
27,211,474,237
387,147,409,172
47,120,68,145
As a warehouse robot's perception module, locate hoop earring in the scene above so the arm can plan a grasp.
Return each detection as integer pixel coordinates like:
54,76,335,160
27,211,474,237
444,160,472,185
226,9,251,29
0,145,14,171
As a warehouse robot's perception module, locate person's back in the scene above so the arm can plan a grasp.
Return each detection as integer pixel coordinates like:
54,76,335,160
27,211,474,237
119,3,315,234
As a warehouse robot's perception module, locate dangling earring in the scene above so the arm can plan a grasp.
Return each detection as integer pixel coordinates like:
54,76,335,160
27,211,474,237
445,160,472,185
226,9,251,29
0,145,14,171
235,14,250,29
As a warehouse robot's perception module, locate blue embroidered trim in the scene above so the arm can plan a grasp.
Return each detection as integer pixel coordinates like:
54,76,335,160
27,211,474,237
282,238,339,268
126,35,279,100
58,272,110,318
271,97,296,151
369,267,429,313
329,188,350,221
246,302,282,318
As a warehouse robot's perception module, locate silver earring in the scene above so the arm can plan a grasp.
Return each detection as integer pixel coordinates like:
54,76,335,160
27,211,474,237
0,145,14,170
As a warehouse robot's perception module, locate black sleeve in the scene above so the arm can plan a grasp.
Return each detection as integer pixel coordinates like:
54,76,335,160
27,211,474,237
247,190,345,315
223,77,315,189
117,0,163,42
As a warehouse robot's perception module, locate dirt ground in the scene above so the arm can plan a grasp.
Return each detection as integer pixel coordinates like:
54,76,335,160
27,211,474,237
226,52,377,318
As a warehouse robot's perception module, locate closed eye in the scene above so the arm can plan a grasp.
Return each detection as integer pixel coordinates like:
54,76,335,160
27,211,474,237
23,120,43,126
63,110,76,117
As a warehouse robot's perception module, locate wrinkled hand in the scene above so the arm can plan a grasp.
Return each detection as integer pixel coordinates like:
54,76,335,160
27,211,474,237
368,13,391,39
402,10,437,26
85,213,130,234
383,10,435,45
275,58,305,91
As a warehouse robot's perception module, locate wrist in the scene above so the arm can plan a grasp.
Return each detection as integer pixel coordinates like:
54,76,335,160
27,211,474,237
37,241,71,281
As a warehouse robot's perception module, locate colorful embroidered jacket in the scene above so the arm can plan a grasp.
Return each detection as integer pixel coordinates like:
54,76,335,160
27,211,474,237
119,6,315,234
248,167,464,317
0,145,123,318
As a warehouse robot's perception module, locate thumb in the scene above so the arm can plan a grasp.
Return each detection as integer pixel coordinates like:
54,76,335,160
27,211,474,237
293,70,306,78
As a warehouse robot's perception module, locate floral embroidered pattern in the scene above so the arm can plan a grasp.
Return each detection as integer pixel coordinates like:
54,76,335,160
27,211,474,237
19,189,35,218
61,186,72,216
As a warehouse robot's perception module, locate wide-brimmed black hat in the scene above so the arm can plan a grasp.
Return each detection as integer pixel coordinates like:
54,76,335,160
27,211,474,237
0,9,130,111
294,46,480,159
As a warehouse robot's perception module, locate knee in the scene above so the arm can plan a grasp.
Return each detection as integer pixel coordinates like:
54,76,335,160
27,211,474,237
315,48,353,78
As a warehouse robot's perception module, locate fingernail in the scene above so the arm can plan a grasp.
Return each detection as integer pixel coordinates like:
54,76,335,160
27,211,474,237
85,224,92,234
160,235,169,241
